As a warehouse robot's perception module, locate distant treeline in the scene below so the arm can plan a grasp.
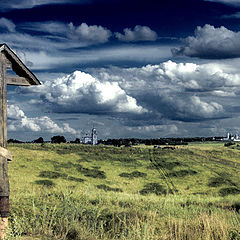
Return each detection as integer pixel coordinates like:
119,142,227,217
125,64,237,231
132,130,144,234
98,137,218,146
8,136,223,146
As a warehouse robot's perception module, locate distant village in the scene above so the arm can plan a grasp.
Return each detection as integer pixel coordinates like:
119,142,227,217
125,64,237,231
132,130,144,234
220,133,240,142
7,130,240,146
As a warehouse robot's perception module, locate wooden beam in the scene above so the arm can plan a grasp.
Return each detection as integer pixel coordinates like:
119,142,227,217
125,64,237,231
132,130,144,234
0,53,7,148
0,147,12,161
3,59,11,69
6,76,31,86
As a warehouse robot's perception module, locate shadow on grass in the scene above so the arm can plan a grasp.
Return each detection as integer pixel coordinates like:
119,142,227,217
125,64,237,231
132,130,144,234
140,183,167,196
35,179,56,187
119,171,147,179
39,171,67,179
96,184,122,192
76,164,106,179
208,176,237,187
219,187,240,197
148,160,181,171
168,169,198,178
38,171,85,183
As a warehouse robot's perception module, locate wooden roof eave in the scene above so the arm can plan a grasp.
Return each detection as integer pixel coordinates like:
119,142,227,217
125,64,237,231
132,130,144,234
0,44,41,86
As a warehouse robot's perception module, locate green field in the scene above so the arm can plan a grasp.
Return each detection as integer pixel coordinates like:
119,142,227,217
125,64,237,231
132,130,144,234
5,143,240,239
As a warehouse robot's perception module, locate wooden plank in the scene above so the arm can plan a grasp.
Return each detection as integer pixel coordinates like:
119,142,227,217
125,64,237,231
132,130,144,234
2,45,40,85
6,76,31,86
0,53,7,148
0,147,11,161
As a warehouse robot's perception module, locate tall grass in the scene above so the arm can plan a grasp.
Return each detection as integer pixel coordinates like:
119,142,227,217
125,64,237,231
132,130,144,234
5,143,240,239
5,185,240,240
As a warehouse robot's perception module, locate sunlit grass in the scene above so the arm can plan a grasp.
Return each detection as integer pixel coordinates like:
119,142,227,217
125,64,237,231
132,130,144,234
5,143,240,239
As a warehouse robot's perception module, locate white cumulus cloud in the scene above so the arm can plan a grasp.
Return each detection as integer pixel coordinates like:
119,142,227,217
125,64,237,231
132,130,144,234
172,24,240,59
7,105,78,134
90,60,240,121
33,71,147,114
68,22,112,43
115,25,157,42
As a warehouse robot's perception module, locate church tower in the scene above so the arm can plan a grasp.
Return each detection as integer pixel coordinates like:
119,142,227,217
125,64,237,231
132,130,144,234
91,128,98,145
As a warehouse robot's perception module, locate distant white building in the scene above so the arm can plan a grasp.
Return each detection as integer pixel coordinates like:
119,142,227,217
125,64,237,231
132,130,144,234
83,134,92,144
91,128,98,145
82,128,98,145
222,132,240,142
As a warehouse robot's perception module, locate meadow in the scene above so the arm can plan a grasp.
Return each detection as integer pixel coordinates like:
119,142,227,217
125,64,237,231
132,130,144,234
5,142,240,239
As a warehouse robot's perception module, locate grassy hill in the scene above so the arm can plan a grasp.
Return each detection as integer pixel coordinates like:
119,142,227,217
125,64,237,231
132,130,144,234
6,143,240,239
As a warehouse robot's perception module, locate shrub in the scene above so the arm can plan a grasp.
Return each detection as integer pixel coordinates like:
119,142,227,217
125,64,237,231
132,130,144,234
51,135,66,144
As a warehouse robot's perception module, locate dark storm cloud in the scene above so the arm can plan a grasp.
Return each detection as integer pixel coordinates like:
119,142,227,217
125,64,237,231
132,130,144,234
172,24,240,59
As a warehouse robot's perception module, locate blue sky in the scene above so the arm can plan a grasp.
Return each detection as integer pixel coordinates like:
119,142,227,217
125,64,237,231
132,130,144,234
3,0,240,141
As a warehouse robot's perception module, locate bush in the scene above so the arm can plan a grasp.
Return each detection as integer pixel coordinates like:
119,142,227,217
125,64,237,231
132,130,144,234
33,137,44,143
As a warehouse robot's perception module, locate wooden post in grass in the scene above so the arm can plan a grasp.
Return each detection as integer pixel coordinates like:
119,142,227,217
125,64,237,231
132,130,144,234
0,44,41,239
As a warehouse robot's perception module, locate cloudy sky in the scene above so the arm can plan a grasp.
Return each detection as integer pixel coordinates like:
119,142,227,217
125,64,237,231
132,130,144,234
3,0,240,141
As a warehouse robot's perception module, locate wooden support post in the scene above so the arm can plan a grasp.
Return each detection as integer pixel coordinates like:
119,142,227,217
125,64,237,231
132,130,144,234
0,53,9,240
0,44,40,239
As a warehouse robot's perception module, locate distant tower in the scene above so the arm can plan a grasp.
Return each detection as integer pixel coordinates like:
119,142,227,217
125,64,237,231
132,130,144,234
91,128,98,145
227,132,230,140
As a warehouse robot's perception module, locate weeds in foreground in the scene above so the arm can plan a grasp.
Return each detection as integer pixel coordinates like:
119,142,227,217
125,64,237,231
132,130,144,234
5,187,240,240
